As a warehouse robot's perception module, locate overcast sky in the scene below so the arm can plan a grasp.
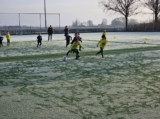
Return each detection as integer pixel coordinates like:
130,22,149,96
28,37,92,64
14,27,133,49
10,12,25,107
0,0,153,27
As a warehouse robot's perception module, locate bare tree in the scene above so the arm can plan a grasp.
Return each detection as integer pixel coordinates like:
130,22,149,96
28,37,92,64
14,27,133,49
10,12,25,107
99,0,140,31
143,0,160,23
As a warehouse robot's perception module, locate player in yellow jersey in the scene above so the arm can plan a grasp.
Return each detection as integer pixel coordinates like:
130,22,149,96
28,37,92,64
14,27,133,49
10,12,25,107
96,35,108,58
66,38,84,60
6,32,11,46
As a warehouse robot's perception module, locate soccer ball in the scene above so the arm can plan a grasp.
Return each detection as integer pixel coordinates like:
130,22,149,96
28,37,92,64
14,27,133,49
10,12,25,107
62,56,67,61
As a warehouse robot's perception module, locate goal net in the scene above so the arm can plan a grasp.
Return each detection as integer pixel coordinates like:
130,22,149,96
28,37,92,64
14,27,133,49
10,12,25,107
0,13,60,31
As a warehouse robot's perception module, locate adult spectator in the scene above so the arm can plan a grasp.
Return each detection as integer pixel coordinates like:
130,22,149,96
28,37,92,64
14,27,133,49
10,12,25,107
47,25,54,41
64,26,69,39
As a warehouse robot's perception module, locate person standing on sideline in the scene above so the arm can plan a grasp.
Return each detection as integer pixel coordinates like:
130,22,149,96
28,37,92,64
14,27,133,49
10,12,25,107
0,34,4,47
37,33,42,48
47,25,54,41
6,32,11,46
64,26,69,39
65,33,72,48
96,35,108,58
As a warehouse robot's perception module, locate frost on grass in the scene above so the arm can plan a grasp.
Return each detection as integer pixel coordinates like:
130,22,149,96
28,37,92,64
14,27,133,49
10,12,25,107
0,50,160,119
1,33,160,58
1,32,160,118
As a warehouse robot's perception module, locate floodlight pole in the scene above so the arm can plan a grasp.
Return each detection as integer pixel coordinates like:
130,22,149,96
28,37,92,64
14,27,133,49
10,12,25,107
39,13,41,30
153,12,154,31
19,13,22,35
59,13,61,29
44,0,47,32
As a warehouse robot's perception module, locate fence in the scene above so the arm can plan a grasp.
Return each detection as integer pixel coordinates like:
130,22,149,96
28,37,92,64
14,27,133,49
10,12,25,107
0,13,61,34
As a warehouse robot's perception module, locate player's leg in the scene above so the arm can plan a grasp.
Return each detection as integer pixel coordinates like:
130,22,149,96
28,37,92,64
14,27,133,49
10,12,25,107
100,48,104,58
66,40,70,48
66,50,71,56
37,41,39,48
96,48,101,56
48,34,50,41
51,34,52,40
9,40,10,46
74,49,80,59
40,41,42,46
0,41,3,47
7,39,10,46
66,40,68,48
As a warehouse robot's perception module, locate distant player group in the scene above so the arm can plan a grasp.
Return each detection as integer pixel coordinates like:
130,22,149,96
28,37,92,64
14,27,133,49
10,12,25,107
63,25,108,60
0,25,108,60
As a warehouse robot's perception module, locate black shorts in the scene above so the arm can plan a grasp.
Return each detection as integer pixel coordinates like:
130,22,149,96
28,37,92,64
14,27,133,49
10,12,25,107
7,39,10,43
66,39,70,45
37,40,42,44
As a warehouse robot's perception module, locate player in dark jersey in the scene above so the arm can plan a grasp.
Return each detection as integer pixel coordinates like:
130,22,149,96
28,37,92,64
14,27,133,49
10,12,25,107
0,35,4,47
65,33,72,48
37,33,42,48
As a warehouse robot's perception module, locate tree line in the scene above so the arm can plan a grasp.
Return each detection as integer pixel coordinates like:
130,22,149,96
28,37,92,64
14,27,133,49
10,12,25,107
72,17,137,28
72,18,108,27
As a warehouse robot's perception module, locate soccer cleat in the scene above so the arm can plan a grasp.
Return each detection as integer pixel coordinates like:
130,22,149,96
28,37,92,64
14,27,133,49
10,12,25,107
75,56,80,60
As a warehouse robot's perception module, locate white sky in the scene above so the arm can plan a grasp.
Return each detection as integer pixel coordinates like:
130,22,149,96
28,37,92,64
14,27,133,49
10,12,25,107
0,0,154,27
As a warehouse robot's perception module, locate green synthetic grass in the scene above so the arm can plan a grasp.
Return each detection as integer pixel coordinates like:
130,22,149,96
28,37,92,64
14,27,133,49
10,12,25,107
0,40,160,119
0,45,160,62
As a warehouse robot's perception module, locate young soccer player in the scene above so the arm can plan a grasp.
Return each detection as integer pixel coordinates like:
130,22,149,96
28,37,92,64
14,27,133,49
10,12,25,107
96,35,108,58
37,33,42,48
70,33,78,54
71,33,78,44
0,35,4,47
6,32,11,46
71,32,82,51
71,33,82,44
66,38,84,60
102,30,107,39
66,33,72,48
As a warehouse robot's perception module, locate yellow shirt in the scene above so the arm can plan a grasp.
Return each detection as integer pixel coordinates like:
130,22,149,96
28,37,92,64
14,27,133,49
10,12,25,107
70,41,84,50
98,39,108,49
6,33,11,40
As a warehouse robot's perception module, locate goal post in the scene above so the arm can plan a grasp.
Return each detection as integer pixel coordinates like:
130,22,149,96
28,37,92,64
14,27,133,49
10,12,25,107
0,13,61,33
